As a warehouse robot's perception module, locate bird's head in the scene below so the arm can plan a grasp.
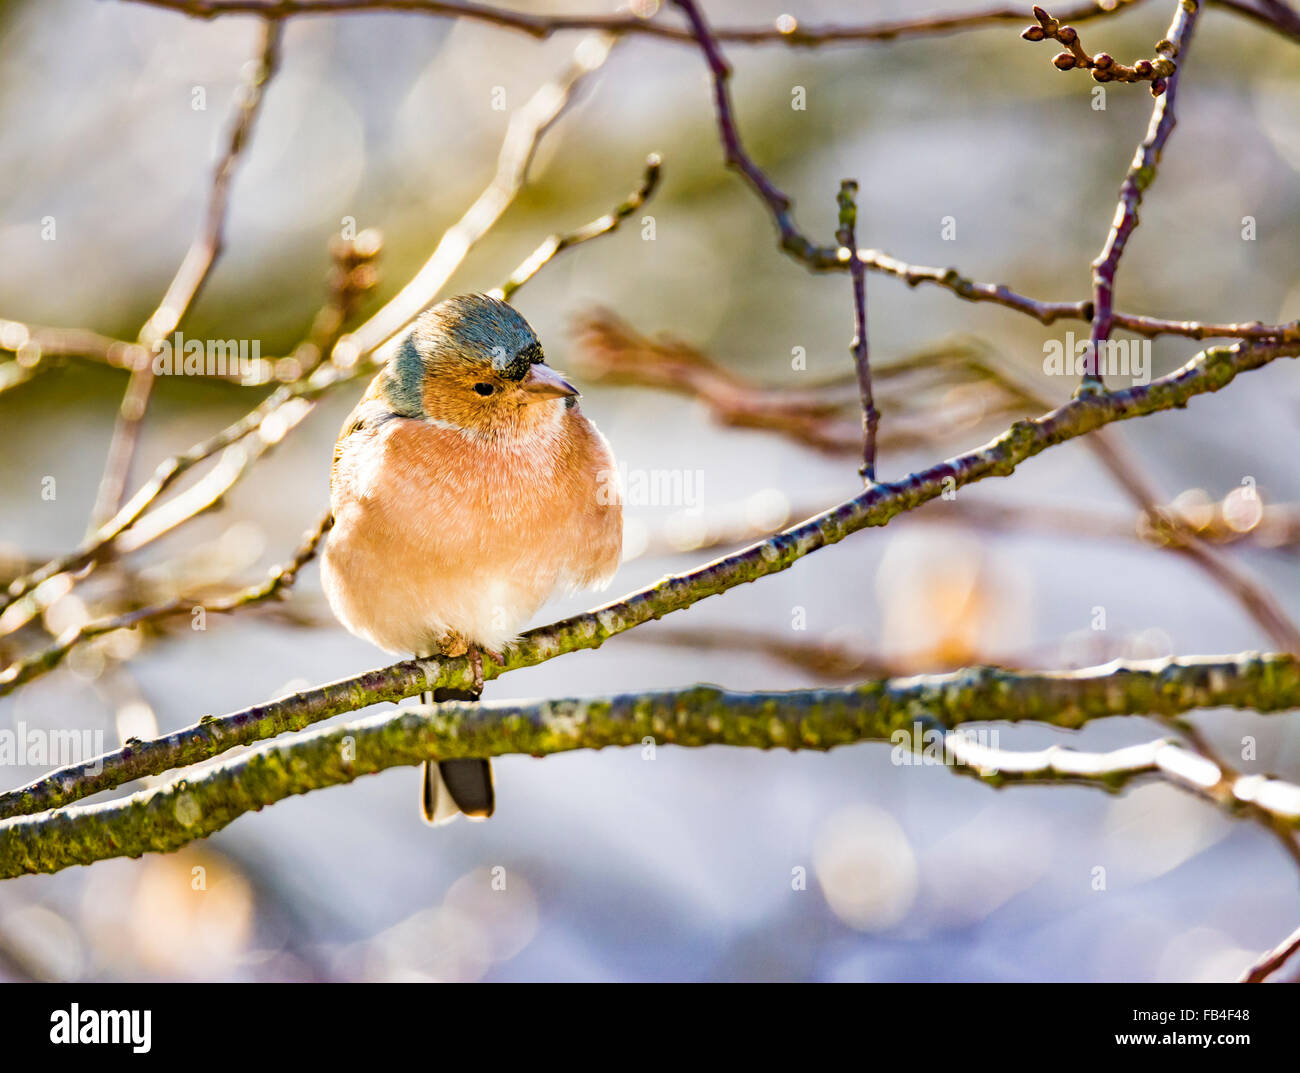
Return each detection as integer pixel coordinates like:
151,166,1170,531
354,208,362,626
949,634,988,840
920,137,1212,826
377,294,578,438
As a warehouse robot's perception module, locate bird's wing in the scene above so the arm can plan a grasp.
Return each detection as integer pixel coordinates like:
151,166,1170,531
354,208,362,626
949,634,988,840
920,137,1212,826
330,396,396,494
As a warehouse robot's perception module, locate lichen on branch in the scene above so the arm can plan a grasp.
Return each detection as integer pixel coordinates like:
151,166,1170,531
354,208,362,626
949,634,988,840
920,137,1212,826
2,652,1298,877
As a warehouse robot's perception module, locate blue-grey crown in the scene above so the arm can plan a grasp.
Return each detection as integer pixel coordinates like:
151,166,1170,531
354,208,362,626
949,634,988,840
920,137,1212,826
419,293,543,380
382,294,547,417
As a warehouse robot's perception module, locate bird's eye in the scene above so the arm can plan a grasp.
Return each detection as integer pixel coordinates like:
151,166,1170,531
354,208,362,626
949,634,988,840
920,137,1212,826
473,382,495,396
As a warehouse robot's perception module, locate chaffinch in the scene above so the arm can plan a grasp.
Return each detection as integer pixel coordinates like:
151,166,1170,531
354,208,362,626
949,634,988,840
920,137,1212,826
322,294,622,823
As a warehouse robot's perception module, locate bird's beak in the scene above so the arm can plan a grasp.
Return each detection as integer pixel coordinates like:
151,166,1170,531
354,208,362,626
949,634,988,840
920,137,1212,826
520,363,580,402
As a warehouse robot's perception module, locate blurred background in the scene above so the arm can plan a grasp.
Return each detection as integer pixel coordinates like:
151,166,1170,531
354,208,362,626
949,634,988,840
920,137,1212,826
1,0,1299,982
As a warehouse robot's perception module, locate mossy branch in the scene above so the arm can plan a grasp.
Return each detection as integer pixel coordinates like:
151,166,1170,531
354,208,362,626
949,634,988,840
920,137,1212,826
1,335,1295,822
2,652,1298,877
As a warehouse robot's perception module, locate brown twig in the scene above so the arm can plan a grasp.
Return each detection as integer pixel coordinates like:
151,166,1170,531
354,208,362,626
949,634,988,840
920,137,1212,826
848,250,1300,344
0,512,333,696
952,342,1300,652
0,321,149,394
1164,715,1300,899
1217,0,1300,38
571,309,862,454
630,472,1300,565
577,318,1300,579
90,19,284,527
286,229,384,381
491,154,661,304
334,31,617,366
669,0,820,265
121,0,1157,44
836,181,878,482
4,238,397,631
121,0,1300,45
815,249,1298,343
1,382,319,620
1085,0,1201,386
7,267,1295,401
1239,920,1300,982
1022,4,1179,94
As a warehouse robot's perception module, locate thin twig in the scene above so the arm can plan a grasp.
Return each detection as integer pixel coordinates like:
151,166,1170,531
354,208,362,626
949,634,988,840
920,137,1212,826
122,0,1159,45
671,0,824,266
1,382,319,619
944,730,1300,852
961,346,1300,652
0,512,333,696
333,31,617,366
90,19,284,527
1085,0,1201,387
631,489,1300,562
832,250,1299,343
491,153,661,303
665,0,1300,361
8,270,1296,402
572,308,1300,657
835,180,878,482
1022,4,1179,93
1168,717,1300,875
0,321,148,394
1215,0,1300,39
1239,921,1300,982
571,308,865,455
660,0,1300,379
123,0,1300,45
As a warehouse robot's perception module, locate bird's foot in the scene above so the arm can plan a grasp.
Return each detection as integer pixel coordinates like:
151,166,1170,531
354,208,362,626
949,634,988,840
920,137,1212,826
438,636,469,659
468,645,485,694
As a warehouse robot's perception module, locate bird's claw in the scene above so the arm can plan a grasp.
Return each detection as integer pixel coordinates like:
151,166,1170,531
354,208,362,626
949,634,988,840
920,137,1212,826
469,646,485,694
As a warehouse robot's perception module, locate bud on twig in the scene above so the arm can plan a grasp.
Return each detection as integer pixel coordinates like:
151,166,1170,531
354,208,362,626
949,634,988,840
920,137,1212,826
1022,6,1177,91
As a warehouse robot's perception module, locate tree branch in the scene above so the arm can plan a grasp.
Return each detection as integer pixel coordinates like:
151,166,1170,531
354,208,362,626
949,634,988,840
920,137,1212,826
0,511,334,695
334,30,617,364
90,18,284,527
491,154,661,303
121,0,1300,46
3,334,1297,820
2,651,1298,876
1022,4,1180,93
836,180,878,482
1239,921,1300,982
1085,0,1201,386
122,0,1153,45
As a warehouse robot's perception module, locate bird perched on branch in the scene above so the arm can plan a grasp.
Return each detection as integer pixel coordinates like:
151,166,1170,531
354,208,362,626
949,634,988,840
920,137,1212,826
322,294,622,823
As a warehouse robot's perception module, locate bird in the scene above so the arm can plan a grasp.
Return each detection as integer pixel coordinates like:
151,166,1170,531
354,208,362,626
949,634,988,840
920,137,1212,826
321,293,623,824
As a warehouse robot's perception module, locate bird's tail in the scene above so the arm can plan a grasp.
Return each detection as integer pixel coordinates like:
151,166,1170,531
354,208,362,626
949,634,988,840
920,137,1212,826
420,686,494,825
